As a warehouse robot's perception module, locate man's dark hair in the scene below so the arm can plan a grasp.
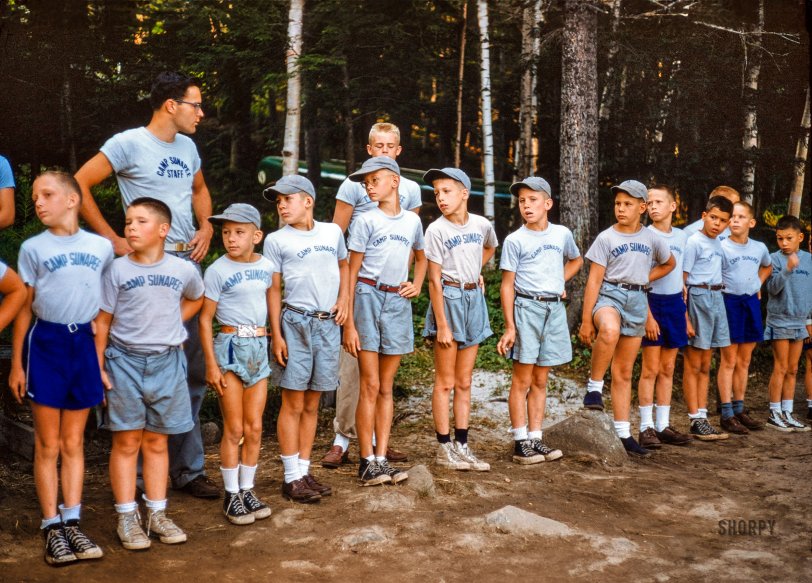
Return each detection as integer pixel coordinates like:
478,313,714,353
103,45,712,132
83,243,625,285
149,72,199,111
776,214,802,232
705,195,733,216
129,197,173,225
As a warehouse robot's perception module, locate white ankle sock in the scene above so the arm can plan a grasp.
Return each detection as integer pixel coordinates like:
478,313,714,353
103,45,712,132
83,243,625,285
298,458,311,477
333,433,350,451
587,379,604,393
639,405,654,431
698,408,708,419
41,515,61,529
511,426,528,441
238,464,257,491
769,401,781,413
781,400,793,413
374,455,386,463
220,466,239,494
142,496,166,512
613,421,631,439
281,453,301,484
528,430,542,440
58,503,80,523
688,411,702,420
655,405,671,432
114,501,138,514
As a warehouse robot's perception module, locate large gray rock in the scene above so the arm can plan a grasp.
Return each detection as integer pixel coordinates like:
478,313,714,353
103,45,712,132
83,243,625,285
200,421,221,446
485,505,573,537
404,464,435,497
544,409,628,466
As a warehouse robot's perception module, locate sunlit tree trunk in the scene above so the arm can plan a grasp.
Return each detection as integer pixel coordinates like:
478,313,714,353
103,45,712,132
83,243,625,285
282,0,304,180
560,0,598,328
741,0,764,204
516,0,543,180
788,87,810,218
477,0,495,240
342,61,355,175
454,0,468,168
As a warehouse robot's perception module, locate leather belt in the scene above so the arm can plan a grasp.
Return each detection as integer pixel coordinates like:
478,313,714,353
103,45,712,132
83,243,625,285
442,280,478,290
358,277,401,293
605,281,649,292
515,292,562,302
284,304,336,320
219,325,268,337
690,283,725,291
165,242,194,252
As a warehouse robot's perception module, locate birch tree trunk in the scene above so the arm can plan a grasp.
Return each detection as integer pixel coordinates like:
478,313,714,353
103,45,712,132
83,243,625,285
598,0,621,124
282,0,304,180
560,0,598,328
342,61,355,175
741,0,764,204
788,87,810,218
516,0,543,180
477,0,495,236
454,0,468,168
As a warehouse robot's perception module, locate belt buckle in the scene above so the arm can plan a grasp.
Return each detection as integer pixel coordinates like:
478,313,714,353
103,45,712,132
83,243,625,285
314,311,331,320
237,324,256,338
67,322,78,333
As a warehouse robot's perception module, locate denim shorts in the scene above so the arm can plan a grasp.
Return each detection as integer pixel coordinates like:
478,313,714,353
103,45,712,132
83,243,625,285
593,283,648,337
687,287,730,349
423,285,492,350
101,344,194,434
641,292,688,349
723,293,764,345
511,298,571,367
354,282,414,355
272,307,341,391
214,333,271,387
763,324,809,342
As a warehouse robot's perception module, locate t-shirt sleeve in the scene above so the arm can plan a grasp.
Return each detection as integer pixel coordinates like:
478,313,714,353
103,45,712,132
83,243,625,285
17,243,37,286
0,157,15,189
484,221,498,248
683,238,698,274
759,243,771,267
99,265,118,314
499,237,519,272
99,133,129,173
347,217,370,253
584,232,609,267
203,265,222,302
263,236,282,273
183,265,205,300
652,235,671,265
336,179,360,206
412,219,425,251
336,228,348,261
406,180,422,210
423,225,443,262
563,229,580,260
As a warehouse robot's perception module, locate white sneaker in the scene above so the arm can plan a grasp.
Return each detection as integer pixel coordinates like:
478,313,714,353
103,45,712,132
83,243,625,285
782,412,811,432
117,510,151,550
766,410,792,432
454,442,490,471
435,442,470,471
146,510,187,544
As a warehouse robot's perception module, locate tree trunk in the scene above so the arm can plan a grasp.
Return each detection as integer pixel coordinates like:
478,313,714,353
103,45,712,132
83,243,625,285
598,0,621,124
477,0,496,238
61,75,77,172
282,0,304,180
560,0,598,328
454,0,469,168
645,59,681,181
304,75,321,190
342,61,355,175
516,0,544,180
788,87,810,218
741,0,764,204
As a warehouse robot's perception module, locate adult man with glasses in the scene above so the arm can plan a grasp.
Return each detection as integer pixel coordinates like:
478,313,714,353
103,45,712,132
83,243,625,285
75,71,218,499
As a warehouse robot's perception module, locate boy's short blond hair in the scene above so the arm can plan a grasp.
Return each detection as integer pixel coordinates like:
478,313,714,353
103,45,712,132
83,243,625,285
369,122,401,144
709,185,740,203
734,200,755,218
37,170,83,203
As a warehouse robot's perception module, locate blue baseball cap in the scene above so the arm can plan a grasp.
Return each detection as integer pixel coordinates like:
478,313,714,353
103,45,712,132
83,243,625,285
263,175,317,201
423,167,472,190
611,180,648,202
348,157,401,182
208,203,262,229
510,177,552,197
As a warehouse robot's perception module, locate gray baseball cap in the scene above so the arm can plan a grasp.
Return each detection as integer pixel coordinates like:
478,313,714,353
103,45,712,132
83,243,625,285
347,157,401,182
510,176,552,197
611,180,648,202
423,167,471,190
208,203,262,229
263,175,317,200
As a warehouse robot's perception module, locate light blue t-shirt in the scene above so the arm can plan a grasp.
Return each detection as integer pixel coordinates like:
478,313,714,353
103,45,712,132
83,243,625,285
424,214,498,284
684,218,730,242
0,156,14,189
500,223,579,297
348,208,424,286
264,222,348,312
18,230,114,324
683,231,724,286
336,175,422,226
585,225,671,286
204,255,273,326
721,237,771,296
647,225,687,296
101,127,202,245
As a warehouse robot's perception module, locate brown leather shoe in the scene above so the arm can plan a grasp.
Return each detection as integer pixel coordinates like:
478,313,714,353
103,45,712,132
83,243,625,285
281,479,321,504
320,445,349,469
385,446,408,463
655,426,692,446
638,427,662,449
179,475,220,499
735,411,765,430
721,415,749,435
303,474,332,496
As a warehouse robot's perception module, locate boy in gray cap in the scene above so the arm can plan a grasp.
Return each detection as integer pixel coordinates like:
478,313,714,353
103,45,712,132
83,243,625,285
199,203,274,524
578,180,675,458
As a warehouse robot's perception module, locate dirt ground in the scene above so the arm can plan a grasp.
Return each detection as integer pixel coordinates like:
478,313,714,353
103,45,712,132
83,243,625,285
1,370,810,583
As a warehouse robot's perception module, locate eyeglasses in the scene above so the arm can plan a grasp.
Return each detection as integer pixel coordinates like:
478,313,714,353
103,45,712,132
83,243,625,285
174,99,203,112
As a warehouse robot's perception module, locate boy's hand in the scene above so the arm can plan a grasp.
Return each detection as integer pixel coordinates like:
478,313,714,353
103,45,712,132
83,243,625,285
188,225,214,263
101,369,113,391
645,315,660,341
686,320,696,339
206,366,227,397
112,236,133,257
8,365,26,404
332,298,349,326
436,324,454,348
342,326,361,357
399,281,420,299
272,337,288,367
786,252,799,272
497,329,515,357
579,320,596,345
478,275,485,291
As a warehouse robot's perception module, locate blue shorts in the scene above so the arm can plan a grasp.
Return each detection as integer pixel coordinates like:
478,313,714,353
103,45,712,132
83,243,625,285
763,325,809,342
641,292,688,349
686,287,730,349
723,293,763,344
423,284,492,350
214,333,271,387
593,283,648,337
23,319,104,410
272,307,341,391
510,298,571,367
101,344,194,434
354,282,414,355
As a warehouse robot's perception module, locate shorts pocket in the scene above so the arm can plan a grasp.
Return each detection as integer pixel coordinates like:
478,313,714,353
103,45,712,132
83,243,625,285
441,285,462,300
355,282,374,295
104,344,123,360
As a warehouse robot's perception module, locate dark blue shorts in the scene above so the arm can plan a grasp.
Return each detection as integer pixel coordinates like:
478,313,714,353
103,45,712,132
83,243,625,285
641,292,688,349
723,292,763,344
24,319,104,410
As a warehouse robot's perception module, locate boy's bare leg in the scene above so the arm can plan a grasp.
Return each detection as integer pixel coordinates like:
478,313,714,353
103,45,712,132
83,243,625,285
768,340,790,404
31,404,62,518
110,430,144,504
356,350,381,459
141,431,169,502
655,348,679,406
373,354,402,457
297,390,323,461
278,390,305,456
240,379,268,467
731,343,756,402
695,349,713,411
432,342,459,435
781,340,804,401
507,362,534,429
527,366,551,432
717,344,737,405
590,308,623,380
450,345,479,431
638,347,660,408
609,336,643,423
683,346,703,415
219,372,247,468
